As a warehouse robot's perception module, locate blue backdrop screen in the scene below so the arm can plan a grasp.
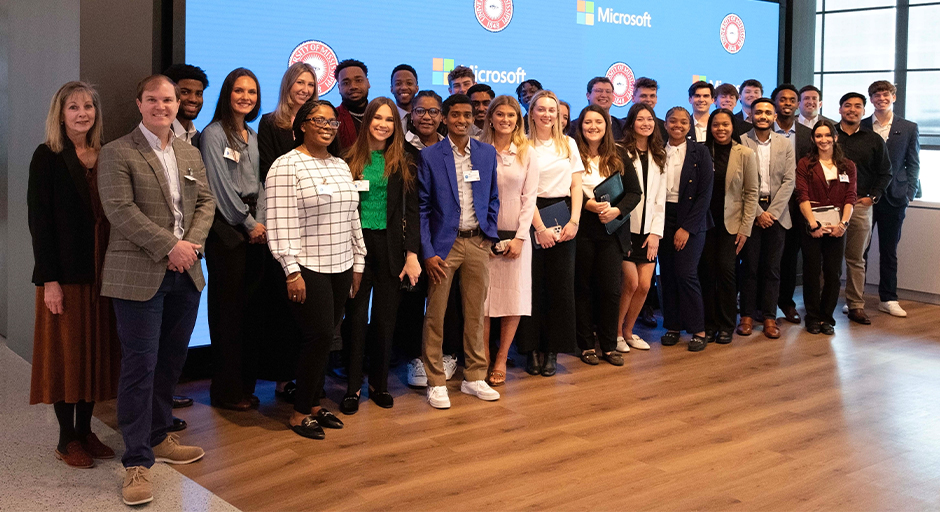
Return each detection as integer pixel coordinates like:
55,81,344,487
184,0,779,347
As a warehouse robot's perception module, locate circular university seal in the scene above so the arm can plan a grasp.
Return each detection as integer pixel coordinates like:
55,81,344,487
605,62,636,107
720,14,746,54
475,0,513,32
288,40,339,95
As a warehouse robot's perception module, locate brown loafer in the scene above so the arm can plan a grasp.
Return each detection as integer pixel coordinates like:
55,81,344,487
781,305,801,324
735,317,753,336
763,319,781,339
80,432,115,459
55,440,94,468
848,308,872,325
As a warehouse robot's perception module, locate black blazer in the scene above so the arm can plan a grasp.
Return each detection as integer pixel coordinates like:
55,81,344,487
27,143,99,285
794,122,814,162
861,114,920,206
372,143,421,278
580,145,644,254
673,140,715,234
258,112,296,183
656,117,668,143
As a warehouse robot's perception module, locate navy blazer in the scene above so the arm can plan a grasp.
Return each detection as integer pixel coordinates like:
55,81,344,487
418,137,500,260
861,114,920,206
674,140,715,234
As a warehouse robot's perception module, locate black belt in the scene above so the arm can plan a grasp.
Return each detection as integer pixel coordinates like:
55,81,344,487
242,196,258,216
457,228,482,238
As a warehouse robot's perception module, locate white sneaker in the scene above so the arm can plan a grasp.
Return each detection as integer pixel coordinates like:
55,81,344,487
616,336,631,353
878,301,907,317
842,305,849,314
460,380,500,401
442,354,457,380
427,386,450,409
627,334,651,350
407,358,427,387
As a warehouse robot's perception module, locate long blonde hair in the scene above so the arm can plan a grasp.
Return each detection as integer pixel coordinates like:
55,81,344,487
481,95,528,164
44,81,103,153
527,90,569,158
273,62,318,130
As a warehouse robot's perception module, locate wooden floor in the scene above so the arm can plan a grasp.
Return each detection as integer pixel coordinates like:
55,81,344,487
98,296,940,511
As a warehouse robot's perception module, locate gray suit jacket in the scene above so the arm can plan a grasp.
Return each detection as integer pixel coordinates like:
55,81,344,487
721,142,760,237
98,127,215,301
742,130,796,229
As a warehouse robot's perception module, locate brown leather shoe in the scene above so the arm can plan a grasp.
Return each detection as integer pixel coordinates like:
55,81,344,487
211,398,252,411
781,305,801,324
736,317,753,336
848,308,872,325
54,440,94,468
763,319,781,339
80,432,115,459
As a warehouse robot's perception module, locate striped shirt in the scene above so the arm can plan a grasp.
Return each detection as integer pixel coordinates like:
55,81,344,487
266,149,366,275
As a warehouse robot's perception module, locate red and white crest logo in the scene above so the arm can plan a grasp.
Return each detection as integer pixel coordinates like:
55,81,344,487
475,0,513,32
720,14,746,54
605,62,636,107
288,40,339,95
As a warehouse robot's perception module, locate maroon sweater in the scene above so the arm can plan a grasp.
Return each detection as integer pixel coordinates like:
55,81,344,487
795,156,858,210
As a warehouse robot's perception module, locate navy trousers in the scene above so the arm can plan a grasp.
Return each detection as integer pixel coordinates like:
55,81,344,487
659,205,706,334
113,270,201,468
867,200,906,302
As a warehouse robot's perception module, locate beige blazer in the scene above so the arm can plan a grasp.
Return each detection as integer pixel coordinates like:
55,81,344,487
741,130,796,229
98,127,215,301
720,142,760,237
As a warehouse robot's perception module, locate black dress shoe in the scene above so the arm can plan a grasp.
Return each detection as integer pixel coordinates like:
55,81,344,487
315,408,344,429
661,331,680,346
168,417,187,432
211,398,252,411
716,331,733,344
688,335,707,352
275,381,297,404
340,393,359,415
291,416,325,440
369,388,394,409
781,305,802,324
638,305,658,328
806,322,821,334
172,396,193,409
246,395,260,408
704,330,716,343
525,351,542,376
540,352,557,377
819,323,835,335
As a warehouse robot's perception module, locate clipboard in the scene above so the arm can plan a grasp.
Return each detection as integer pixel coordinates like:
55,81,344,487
593,173,629,235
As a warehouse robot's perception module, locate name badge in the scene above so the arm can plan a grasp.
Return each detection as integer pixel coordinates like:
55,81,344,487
353,180,370,192
223,147,240,163
501,155,514,167
839,173,850,183
184,175,197,182
463,169,481,182
316,183,334,197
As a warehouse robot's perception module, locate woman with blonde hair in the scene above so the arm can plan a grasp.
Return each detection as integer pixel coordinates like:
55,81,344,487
479,95,539,386
340,97,422,414
516,90,584,377
259,62,318,181
28,81,120,467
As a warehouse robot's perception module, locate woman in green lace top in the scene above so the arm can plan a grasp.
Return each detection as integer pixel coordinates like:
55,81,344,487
341,97,422,414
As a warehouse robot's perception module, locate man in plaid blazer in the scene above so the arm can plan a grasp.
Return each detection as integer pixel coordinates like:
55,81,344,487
98,75,215,506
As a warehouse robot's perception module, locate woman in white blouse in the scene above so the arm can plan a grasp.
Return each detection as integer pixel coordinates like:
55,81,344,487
617,103,668,353
266,99,366,440
479,95,539,387
516,90,584,378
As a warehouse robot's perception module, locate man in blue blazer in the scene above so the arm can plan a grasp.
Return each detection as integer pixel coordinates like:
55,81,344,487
861,80,920,318
418,94,500,409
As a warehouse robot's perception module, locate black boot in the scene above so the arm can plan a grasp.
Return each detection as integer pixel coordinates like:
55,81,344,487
525,351,542,376
540,352,557,377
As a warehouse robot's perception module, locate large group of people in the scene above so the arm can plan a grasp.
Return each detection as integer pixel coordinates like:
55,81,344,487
27,56,920,506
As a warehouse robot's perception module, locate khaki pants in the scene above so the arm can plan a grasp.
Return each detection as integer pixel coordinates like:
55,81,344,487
844,202,873,309
422,235,490,387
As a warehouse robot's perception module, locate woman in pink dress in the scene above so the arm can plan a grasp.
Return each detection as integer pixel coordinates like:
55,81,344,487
480,95,539,386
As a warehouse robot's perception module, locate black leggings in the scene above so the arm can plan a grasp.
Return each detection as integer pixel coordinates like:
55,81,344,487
290,267,352,415
53,400,95,452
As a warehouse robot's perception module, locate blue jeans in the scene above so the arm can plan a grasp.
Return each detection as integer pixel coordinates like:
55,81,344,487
112,271,201,468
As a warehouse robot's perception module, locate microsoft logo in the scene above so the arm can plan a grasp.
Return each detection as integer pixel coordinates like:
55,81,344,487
577,1,595,25
692,75,707,83
432,58,455,86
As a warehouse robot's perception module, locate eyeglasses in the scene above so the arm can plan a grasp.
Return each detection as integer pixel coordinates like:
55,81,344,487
412,107,441,118
306,117,341,129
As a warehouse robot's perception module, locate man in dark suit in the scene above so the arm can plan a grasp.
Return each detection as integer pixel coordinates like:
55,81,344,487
716,83,752,137
418,94,500,409
632,76,668,142
568,77,625,140
861,80,918,318
798,85,832,129
735,79,764,124
687,81,715,142
98,75,215,506
771,83,814,324
739,98,796,339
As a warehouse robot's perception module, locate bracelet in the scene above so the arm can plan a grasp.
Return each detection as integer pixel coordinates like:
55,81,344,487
286,273,302,283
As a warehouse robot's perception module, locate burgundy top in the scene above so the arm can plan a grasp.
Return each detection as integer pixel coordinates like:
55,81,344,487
795,156,857,209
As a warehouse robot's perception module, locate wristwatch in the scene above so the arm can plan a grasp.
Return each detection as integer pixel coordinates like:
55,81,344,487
841,220,849,228
809,221,822,232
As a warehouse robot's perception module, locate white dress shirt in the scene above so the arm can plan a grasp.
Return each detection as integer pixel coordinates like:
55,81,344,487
139,122,184,239
872,112,893,142
449,136,479,230
693,118,708,142
798,113,819,129
581,158,602,199
665,141,686,204
755,135,772,196
405,130,443,150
